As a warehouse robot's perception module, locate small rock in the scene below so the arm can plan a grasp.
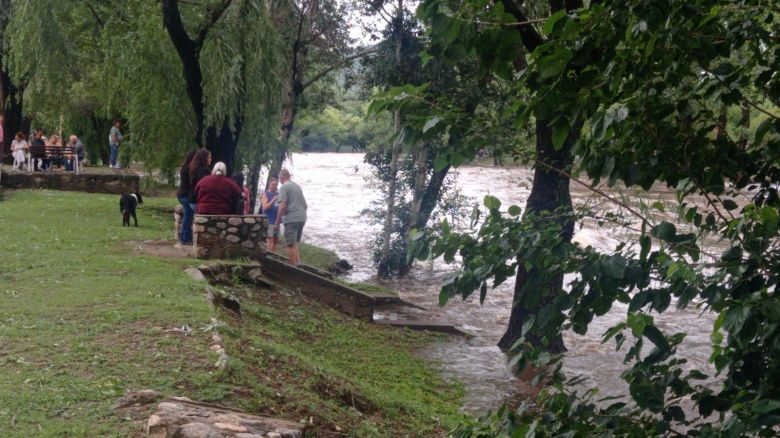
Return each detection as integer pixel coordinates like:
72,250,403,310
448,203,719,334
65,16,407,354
177,422,225,438
228,217,244,226
247,268,263,280
213,414,243,424
185,267,207,282
114,389,162,408
212,333,223,344
240,241,255,249
225,235,241,243
209,344,223,352
251,225,261,232
207,227,219,234
214,422,248,432
215,355,228,370
217,222,228,229
147,414,162,428
194,216,209,224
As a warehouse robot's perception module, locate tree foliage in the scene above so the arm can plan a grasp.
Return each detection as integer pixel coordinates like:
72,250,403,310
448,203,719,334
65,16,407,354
4,0,283,177
400,0,780,435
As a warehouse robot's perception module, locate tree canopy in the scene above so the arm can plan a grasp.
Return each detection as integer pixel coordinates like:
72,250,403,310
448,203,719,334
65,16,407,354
390,0,780,434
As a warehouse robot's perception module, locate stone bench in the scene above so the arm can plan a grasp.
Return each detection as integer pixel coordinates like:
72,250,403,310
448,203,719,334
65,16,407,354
193,214,269,259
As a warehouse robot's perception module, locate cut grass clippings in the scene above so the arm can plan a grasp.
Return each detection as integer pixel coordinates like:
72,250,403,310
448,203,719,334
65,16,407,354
0,189,463,436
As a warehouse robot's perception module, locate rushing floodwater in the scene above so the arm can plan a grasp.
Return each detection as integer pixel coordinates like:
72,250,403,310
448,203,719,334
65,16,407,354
265,152,722,413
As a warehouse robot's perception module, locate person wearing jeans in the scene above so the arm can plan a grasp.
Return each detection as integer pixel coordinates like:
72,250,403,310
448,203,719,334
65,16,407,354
176,149,198,245
108,119,123,168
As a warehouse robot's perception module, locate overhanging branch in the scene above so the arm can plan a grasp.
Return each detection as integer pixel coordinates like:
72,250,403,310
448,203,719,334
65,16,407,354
302,46,378,90
195,0,234,49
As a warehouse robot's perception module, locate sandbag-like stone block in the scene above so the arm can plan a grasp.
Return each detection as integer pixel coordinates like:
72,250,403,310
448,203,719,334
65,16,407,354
194,215,269,259
146,399,303,437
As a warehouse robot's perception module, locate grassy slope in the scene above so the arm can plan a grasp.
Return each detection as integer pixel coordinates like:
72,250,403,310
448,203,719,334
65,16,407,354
0,190,462,437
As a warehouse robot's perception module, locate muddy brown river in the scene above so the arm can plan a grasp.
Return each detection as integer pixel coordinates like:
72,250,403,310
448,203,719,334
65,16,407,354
264,152,723,413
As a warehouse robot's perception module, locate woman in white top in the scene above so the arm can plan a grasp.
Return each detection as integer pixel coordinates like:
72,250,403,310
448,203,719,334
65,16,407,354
11,132,29,170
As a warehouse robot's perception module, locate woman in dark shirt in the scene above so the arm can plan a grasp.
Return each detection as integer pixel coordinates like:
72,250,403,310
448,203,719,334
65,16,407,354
176,149,198,245
189,148,212,209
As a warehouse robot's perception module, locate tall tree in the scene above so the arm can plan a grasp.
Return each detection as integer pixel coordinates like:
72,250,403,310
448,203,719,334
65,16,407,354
4,0,282,176
160,0,240,171
265,0,376,189
0,0,28,158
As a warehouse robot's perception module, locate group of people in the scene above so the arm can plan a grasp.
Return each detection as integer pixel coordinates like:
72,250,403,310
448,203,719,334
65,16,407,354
176,148,307,266
9,128,84,172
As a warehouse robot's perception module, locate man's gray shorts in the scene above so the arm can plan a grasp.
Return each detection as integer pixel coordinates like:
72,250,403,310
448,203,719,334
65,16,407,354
283,222,305,245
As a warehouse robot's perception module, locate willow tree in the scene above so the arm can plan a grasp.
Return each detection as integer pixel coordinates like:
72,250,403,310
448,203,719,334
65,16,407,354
0,0,28,157
4,0,283,176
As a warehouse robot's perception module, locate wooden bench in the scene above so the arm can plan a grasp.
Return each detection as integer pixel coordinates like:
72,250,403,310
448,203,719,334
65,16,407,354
27,145,84,173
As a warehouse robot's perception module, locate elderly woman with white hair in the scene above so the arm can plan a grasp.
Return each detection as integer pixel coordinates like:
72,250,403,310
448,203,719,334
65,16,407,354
192,161,242,214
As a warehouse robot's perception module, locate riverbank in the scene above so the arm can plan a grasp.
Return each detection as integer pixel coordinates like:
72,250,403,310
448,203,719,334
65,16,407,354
0,189,463,436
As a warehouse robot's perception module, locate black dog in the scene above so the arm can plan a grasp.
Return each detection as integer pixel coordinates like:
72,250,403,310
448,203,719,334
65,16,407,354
119,193,143,227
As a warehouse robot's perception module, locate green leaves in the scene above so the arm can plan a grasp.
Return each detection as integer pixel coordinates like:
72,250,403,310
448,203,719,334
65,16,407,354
483,195,501,210
543,10,568,35
651,222,677,241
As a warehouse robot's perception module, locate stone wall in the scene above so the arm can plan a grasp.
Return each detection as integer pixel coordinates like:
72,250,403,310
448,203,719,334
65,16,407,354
194,215,269,259
0,170,139,194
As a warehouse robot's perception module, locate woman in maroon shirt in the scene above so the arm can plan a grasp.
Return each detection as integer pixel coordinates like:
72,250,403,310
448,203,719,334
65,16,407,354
193,162,242,215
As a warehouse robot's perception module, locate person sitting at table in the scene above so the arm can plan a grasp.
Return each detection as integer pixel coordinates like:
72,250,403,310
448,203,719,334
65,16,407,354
11,132,29,171
65,135,84,171
29,129,49,172
47,135,63,169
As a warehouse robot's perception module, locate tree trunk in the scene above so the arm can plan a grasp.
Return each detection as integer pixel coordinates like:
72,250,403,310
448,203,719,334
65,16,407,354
406,144,429,233
378,110,403,277
415,164,450,230
268,85,295,182
268,6,309,186
205,117,241,174
716,105,728,139
247,161,262,213
161,0,237,167
497,120,575,353
738,104,750,150
0,75,29,161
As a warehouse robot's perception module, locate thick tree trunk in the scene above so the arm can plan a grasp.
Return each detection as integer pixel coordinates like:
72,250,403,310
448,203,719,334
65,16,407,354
161,0,237,168
497,120,575,353
205,117,241,174
415,164,450,230
0,74,28,161
494,0,582,353
407,145,429,229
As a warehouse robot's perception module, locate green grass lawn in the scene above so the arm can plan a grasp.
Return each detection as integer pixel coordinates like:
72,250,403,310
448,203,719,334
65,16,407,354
0,189,463,436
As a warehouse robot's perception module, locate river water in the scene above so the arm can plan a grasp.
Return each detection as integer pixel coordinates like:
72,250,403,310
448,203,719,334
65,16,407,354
267,152,722,414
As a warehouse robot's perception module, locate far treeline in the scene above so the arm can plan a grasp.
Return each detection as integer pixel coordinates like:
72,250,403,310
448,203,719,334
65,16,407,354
3,0,780,436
